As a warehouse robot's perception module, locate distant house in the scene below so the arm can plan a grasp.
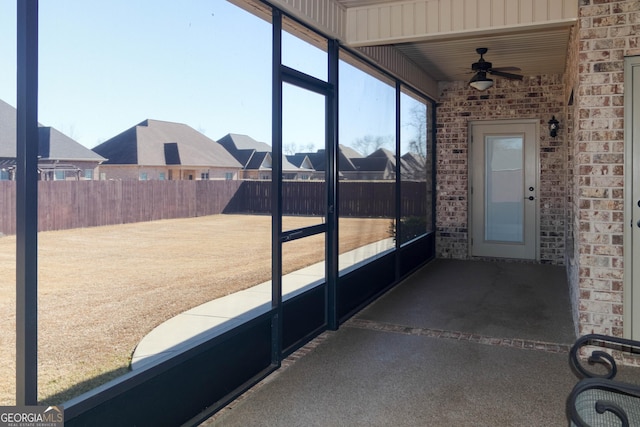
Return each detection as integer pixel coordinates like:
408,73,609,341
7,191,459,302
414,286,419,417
292,145,423,181
350,148,411,181
296,145,365,180
308,146,403,181
401,151,428,181
285,154,314,180
295,151,327,179
0,99,106,180
93,120,242,181
218,133,310,180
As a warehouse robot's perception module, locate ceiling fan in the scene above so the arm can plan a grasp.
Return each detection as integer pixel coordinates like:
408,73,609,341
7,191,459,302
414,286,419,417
469,47,523,91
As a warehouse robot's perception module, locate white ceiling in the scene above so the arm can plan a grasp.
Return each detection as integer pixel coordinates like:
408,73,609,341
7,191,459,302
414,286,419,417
336,0,574,83
392,27,572,82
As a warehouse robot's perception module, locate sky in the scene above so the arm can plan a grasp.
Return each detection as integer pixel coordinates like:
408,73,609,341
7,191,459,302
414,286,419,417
0,0,422,153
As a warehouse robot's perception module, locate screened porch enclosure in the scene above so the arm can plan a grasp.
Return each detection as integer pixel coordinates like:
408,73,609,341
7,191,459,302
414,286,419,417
8,1,436,425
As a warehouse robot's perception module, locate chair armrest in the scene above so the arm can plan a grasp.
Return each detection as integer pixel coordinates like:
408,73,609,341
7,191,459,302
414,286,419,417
568,377,640,427
569,334,640,380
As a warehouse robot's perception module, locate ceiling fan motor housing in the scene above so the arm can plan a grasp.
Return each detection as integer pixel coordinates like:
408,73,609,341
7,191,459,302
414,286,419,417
472,59,492,72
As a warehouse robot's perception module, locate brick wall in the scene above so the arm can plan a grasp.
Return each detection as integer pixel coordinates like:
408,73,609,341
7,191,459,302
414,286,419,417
572,0,640,337
564,24,581,337
436,76,567,264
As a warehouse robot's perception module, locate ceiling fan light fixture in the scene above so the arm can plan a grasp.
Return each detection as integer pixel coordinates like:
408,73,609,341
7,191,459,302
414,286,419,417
469,72,494,91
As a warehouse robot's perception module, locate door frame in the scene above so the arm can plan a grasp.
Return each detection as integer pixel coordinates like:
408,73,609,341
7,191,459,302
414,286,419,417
624,56,640,339
468,119,540,261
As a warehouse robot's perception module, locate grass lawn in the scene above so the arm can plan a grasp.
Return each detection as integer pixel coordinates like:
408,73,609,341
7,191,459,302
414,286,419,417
0,214,391,405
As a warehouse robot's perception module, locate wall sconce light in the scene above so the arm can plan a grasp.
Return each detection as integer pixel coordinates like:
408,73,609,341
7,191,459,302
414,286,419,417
548,116,559,138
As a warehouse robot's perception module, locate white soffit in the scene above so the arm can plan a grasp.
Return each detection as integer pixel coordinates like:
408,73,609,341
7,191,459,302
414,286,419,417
343,0,577,46
338,0,577,81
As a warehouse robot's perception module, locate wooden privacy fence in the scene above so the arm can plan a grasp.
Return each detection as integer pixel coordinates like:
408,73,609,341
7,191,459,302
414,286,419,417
239,180,427,218
0,179,427,235
0,180,243,235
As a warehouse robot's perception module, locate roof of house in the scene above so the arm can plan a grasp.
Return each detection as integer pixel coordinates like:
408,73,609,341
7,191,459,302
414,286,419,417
339,144,364,159
217,133,272,167
301,151,326,171
244,152,302,172
285,154,314,171
0,99,105,162
368,147,396,160
350,148,417,175
401,152,427,177
352,156,393,172
39,127,106,161
218,133,272,152
401,151,425,167
297,145,361,172
286,154,307,168
245,151,271,170
93,119,242,168
217,133,303,173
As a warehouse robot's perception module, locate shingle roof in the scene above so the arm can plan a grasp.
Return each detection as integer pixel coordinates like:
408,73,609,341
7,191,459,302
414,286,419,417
401,151,424,165
93,120,242,168
296,146,362,172
245,151,270,170
286,154,314,170
0,99,105,162
286,154,307,168
352,157,392,172
281,155,301,172
217,133,303,172
245,152,300,172
90,126,138,164
368,147,396,160
229,149,256,167
401,152,426,175
338,144,364,159
218,133,272,152
217,133,273,167
39,127,105,161
302,151,326,171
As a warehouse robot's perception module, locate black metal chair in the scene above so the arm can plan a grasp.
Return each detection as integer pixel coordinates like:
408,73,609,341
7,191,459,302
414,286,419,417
567,334,640,426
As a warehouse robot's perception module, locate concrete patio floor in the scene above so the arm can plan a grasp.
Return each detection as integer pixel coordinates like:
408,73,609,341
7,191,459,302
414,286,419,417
202,258,640,426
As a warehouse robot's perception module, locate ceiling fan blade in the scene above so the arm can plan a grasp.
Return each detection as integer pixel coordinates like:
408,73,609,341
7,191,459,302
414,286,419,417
489,69,523,80
491,66,521,72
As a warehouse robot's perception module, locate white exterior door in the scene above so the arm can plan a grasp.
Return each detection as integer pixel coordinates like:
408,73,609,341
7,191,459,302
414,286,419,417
625,56,640,339
470,120,538,260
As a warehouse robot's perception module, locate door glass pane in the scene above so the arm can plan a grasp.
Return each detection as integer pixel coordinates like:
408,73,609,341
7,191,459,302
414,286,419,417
485,136,524,242
282,83,326,231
